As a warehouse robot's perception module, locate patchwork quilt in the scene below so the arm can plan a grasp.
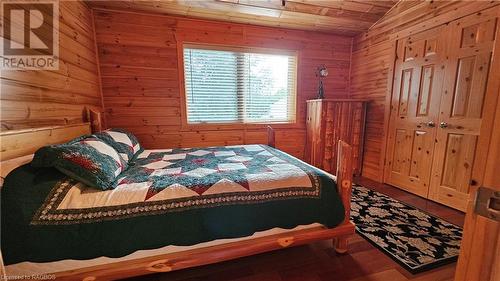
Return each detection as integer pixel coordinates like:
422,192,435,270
2,145,345,264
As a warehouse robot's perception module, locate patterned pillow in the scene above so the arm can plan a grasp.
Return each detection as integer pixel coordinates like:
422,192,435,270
94,128,143,162
32,137,127,190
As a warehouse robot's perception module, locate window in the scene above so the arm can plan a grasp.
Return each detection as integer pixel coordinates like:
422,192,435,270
183,45,297,124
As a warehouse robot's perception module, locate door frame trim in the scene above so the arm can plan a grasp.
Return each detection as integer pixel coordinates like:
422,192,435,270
381,40,397,183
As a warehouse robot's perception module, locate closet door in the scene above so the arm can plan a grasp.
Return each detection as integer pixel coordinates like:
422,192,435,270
429,10,500,211
384,27,446,197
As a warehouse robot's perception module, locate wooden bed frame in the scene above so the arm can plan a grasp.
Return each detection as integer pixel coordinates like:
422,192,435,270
0,124,355,281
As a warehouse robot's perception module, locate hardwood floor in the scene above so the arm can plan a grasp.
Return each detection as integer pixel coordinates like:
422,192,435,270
121,177,465,281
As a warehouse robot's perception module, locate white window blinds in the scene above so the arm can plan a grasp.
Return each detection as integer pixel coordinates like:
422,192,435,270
183,45,297,124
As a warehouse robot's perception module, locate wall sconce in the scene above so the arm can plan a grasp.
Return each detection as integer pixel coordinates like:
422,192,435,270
316,65,328,99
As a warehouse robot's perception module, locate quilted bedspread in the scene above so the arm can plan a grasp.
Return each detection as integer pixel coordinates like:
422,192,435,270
2,144,344,264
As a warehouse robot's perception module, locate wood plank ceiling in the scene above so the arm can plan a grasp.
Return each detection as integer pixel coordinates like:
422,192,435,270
86,0,399,35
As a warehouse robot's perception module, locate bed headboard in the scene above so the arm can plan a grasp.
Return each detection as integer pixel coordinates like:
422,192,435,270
0,123,92,181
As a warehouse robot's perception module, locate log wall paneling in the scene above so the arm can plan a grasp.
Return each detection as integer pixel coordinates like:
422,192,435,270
349,1,500,182
0,1,103,131
93,9,353,159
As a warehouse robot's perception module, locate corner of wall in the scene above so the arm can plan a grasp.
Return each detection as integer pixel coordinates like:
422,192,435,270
88,7,107,129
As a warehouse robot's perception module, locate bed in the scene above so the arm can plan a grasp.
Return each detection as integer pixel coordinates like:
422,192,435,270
0,123,355,281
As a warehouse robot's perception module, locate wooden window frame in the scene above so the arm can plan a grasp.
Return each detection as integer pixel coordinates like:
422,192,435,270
178,41,301,131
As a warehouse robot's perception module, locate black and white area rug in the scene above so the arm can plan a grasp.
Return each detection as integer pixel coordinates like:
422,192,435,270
350,184,463,273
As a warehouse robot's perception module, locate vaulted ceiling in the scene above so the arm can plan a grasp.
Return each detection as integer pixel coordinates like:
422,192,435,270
87,0,400,36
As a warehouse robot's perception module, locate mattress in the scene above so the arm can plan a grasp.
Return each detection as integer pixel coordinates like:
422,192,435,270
5,223,321,276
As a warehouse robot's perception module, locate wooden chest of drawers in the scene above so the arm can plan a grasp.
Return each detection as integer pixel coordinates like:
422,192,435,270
305,99,367,175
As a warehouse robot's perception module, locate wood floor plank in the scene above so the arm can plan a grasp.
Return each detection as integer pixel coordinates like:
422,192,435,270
351,269,407,281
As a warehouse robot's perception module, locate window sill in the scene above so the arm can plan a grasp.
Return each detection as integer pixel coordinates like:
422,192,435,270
180,121,303,132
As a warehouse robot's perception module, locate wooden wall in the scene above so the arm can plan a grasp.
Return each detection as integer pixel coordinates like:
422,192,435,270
93,9,352,159
0,1,103,130
349,1,500,182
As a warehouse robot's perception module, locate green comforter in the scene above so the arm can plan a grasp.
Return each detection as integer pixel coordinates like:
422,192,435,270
1,144,344,265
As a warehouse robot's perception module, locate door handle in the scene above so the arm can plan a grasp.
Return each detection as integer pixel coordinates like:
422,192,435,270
417,121,436,128
439,122,448,129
